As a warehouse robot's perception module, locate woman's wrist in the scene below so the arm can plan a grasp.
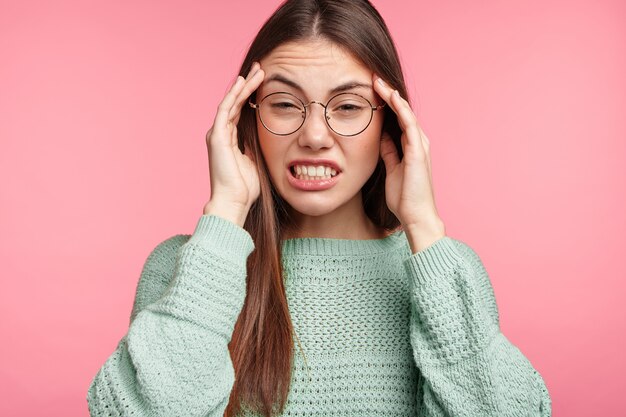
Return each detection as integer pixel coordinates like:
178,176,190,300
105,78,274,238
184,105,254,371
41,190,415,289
404,219,447,254
202,200,249,228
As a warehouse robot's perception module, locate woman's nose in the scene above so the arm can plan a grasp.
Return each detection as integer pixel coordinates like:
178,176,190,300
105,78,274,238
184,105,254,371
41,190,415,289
297,104,335,150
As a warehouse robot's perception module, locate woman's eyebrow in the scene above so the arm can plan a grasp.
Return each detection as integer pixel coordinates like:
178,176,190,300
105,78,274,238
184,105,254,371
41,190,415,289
264,74,372,94
330,81,372,94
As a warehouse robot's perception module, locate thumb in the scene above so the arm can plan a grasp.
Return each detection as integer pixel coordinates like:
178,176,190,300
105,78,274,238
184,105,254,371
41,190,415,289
242,142,259,169
379,132,400,172
242,141,253,160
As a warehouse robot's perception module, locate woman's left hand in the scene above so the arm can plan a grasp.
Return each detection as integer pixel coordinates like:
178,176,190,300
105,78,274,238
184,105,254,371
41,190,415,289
373,74,446,252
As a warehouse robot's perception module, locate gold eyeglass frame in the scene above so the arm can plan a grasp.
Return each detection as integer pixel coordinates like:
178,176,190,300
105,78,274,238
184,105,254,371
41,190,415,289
249,91,386,137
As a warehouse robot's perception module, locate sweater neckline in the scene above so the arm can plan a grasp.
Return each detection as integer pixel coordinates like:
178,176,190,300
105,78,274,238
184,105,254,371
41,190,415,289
280,229,406,256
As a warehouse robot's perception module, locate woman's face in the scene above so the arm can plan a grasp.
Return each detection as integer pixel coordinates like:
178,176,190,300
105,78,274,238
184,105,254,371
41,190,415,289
256,38,384,220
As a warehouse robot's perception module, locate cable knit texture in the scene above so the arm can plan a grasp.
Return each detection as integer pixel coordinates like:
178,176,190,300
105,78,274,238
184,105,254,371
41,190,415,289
87,214,552,416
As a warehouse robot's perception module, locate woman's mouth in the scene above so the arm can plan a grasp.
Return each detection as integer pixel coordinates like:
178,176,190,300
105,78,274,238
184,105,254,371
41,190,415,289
286,165,341,191
289,165,339,180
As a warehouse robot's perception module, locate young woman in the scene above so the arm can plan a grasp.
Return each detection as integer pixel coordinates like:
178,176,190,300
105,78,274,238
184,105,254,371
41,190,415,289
87,1,552,416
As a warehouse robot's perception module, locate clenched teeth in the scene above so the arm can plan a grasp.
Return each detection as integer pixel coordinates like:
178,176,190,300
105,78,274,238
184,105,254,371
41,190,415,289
292,165,338,179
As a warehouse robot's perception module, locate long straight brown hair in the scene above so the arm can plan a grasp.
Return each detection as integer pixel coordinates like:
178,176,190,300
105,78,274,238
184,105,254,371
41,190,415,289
225,1,409,416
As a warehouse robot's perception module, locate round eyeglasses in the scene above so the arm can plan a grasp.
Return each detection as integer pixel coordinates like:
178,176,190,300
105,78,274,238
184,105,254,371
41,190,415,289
249,92,386,137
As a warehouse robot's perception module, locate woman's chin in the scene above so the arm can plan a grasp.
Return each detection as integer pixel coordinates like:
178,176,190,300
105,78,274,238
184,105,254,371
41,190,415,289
285,198,340,217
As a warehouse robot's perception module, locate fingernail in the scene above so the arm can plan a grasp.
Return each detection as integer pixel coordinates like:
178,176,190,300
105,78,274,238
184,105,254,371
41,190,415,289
393,89,400,97
377,78,387,87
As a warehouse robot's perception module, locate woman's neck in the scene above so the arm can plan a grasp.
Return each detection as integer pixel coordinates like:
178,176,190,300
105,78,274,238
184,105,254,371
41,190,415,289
281,197,389,241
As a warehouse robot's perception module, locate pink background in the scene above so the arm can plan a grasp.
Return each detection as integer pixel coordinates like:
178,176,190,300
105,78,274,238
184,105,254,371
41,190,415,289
1,0,624,415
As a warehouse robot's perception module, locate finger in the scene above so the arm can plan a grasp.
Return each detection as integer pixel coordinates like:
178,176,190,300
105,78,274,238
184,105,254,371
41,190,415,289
372,75,402,126
243,142,256,163
379,131,400,173
225,62,260,121
387,90,432,173
417,125,434,187
213,75,246,135
416,124,430,157
221,62,258,100
373,75,419,136
417,124,433,184
412,124,433,198
233,142,248,182
373,74,429,174
246,61,260,79
420,125,430,147
239,61,260,91
388,89,421,140
230,68,265,125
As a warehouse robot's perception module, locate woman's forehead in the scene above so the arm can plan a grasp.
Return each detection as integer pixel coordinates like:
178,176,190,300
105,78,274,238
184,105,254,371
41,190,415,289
259,40,373,95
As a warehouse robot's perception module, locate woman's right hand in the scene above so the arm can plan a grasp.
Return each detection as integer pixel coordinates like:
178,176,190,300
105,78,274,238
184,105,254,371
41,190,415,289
203,62,265,226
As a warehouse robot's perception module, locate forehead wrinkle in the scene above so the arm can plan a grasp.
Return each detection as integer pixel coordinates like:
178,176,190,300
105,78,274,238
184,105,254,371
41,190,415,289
264,74,372,96
264,52,341,64
265,38,347,62
259,41,372,99
261,40,351,77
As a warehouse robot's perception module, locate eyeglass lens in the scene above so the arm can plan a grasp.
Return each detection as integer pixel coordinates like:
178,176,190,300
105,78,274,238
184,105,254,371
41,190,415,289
257,92,374,136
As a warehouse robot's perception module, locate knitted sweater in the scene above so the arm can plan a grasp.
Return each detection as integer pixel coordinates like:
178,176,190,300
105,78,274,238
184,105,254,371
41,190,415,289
86,214,552,416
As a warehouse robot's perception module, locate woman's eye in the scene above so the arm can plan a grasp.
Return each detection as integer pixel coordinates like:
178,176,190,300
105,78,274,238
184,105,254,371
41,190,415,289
334,104,364,112
271,102,299,109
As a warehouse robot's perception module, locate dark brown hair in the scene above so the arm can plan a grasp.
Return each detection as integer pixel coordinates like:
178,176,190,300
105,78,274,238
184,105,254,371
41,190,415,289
225,1,408,416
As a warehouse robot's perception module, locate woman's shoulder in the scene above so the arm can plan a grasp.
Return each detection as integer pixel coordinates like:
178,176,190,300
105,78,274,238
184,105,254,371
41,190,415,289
129,234,191,323
143,234,191,271
138,234,192,293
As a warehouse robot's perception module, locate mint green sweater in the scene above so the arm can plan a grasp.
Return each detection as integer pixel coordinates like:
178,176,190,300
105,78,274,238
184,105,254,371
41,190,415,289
87,214,551,416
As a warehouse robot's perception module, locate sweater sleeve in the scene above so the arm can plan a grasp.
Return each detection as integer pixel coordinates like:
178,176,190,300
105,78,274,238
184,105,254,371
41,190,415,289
404,236,552,417
86,214,255,417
